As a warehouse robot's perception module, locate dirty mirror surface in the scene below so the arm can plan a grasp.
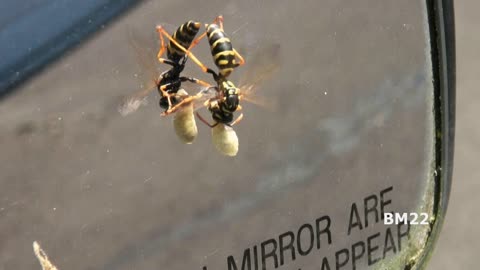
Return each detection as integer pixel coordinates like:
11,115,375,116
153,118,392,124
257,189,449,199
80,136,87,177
0,1,438,269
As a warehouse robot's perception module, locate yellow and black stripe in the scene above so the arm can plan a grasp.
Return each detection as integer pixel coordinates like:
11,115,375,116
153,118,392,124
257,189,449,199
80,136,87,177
167,21,201,62
211,105,234,124
206,24,238,77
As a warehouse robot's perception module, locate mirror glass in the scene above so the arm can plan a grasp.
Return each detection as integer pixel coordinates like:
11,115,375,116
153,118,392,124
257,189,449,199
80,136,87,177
0,1,441,269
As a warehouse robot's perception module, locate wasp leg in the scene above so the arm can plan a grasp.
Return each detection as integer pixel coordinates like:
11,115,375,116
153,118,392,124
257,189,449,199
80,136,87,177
155,27,187,67
179,76,212,88
161,92,205,116
161,58,178,67
214,15,224,30
196,112,219,128
229,113,244,126
155,26,171,64
158,83,177,109
189,31,207,49
233,48,246,67
204,15,224,31
161,77,214,114
156,25,216,75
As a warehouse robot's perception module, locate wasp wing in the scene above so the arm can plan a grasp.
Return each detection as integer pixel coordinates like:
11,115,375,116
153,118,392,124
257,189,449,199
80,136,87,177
128,26,162,84
237,43,281,111
183,86,219,113
119,23,207,116
118,26,163,116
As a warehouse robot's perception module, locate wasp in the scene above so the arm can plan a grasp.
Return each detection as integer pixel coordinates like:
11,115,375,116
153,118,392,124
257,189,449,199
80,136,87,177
194,15,245,77
119,21,212,144
160,15,244,117
154,20,213,110
159,16,280,155
200,45,279,157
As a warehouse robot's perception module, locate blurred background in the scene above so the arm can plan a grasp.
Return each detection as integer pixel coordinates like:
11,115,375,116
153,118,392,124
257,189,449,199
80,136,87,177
427,1,479,269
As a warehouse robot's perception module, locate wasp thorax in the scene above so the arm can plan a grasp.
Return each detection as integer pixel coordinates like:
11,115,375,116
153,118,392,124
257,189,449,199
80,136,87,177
222,86,238,110
225,95,239,111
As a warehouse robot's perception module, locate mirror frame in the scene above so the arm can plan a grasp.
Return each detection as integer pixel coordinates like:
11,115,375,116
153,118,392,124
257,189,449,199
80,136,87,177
419,0,455,268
